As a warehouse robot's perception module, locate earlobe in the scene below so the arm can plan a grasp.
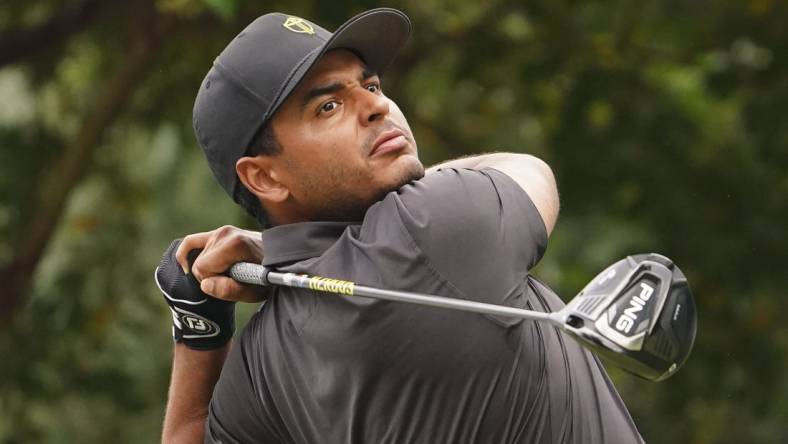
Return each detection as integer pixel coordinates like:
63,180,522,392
235,157,289,204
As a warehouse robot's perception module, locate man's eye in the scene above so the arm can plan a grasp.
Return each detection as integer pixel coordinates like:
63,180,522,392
366,83,380,93
320,101,339,113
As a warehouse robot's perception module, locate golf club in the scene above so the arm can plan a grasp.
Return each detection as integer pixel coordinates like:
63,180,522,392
229,253,697,381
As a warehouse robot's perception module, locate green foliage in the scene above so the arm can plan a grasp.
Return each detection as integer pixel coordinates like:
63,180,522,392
1,0,786,442
203,0,239,22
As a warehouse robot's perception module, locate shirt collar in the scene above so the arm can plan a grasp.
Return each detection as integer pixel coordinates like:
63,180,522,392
261,221,354,266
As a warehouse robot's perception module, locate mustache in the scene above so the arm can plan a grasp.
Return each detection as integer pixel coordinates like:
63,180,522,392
361,121,409,156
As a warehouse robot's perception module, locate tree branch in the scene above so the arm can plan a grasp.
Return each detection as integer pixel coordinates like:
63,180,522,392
0,6,172,327
0,0,109,68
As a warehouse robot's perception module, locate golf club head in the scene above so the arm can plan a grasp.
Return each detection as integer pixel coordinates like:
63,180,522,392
559,253,697,381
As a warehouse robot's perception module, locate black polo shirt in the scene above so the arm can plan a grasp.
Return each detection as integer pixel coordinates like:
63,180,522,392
205,167,644,443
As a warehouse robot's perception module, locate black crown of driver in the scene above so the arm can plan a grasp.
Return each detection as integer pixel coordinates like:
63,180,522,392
193,8,411,208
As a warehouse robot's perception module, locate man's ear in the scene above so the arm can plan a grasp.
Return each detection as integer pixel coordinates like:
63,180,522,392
235,156,289,204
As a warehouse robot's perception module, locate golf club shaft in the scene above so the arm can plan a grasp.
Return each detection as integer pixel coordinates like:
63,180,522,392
230,262,555,323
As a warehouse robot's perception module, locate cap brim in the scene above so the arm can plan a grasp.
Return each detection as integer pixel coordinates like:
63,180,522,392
265,8,411,121
323,8,411,75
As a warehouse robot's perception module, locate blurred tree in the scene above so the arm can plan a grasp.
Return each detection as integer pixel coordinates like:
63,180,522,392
0,0,172,326
0,0,785,442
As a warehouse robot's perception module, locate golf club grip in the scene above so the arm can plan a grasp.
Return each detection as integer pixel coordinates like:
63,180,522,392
229,262,270,286
228,262,556,323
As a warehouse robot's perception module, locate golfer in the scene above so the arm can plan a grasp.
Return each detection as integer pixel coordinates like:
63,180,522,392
154,8,644,443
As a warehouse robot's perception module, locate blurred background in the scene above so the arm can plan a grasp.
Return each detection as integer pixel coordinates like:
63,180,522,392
1,0,786,442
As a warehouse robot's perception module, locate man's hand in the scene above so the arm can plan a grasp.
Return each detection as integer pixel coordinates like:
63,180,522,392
156,240,236,351
176,225,269,303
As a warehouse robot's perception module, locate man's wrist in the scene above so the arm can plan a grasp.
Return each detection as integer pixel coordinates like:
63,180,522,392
162,342,231,443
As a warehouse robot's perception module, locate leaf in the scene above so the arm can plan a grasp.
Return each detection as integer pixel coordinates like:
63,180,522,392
203,0,238,22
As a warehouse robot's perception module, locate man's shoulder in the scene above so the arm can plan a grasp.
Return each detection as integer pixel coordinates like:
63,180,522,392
349,167,548,303
364,166,546,256
365,166,532,225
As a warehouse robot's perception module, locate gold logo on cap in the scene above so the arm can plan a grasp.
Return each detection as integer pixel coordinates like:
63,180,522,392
282,16,315,35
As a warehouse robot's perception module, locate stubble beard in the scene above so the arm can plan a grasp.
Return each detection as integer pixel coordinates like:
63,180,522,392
294,122,424,222
299,155,424,223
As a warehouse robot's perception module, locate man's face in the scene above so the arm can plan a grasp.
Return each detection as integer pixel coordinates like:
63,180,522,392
269,49,424,222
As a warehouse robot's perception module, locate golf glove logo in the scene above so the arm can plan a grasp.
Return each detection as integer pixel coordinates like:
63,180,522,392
155,239,235,350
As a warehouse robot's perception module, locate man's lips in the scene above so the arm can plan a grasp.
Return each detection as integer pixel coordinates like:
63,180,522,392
370,129,408,157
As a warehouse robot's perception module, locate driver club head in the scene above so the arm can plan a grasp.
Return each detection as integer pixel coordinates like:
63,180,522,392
558,253,697,381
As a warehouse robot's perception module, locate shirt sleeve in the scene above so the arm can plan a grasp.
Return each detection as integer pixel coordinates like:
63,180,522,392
392,167,548,305
203,314,286,444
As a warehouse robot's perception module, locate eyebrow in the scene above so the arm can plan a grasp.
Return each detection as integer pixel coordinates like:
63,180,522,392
300,66,379,112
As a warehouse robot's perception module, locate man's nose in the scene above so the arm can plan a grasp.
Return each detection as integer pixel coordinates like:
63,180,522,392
358,89,390,125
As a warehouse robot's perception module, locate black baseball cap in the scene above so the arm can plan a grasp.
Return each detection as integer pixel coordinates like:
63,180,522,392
193,8,411,202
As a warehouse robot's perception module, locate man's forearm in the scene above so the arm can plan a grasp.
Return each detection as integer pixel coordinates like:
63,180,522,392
162,342,230,444
426,152,534,173
426,153,488,174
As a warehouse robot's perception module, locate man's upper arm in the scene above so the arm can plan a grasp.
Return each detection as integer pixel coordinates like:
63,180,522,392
391,167,550,304
486,155,559,236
